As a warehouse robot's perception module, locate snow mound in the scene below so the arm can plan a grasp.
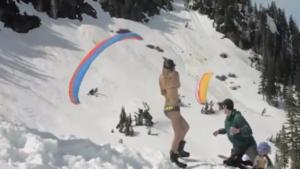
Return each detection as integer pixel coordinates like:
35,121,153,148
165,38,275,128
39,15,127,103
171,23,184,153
0,116,175,169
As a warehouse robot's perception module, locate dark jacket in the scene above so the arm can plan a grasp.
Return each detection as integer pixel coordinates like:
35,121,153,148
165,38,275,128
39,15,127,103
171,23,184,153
218,110,256,149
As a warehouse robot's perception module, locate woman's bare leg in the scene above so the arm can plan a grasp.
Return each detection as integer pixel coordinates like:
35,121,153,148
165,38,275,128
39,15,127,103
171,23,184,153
180,115,189,139
167,111,189,152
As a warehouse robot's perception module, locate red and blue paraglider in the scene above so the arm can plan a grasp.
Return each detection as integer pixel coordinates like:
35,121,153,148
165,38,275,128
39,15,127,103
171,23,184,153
69,31,143,104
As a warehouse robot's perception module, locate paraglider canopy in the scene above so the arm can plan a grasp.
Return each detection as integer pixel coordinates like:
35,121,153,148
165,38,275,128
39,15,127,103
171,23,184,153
69,31,143,104
196,72,213,105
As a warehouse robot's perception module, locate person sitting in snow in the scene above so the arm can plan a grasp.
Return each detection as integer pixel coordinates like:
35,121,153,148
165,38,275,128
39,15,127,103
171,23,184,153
253,142,273,169
208,101,215,114
213,98,258,168
134,109,144,126
201,102,209,114
87,88,98,96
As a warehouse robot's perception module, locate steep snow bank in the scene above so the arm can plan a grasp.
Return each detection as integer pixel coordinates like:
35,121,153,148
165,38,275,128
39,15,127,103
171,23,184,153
0,116,174,169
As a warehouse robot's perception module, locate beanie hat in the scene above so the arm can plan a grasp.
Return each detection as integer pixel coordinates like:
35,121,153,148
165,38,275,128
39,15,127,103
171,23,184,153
221,98,234,110
257,142,271,155
163,57,176,70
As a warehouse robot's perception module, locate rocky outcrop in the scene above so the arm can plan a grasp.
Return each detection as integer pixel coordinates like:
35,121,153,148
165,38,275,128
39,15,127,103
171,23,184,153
22,0,97,20
100,0,173,22
0,0,173,33
0,0,40,33
0,0,97,33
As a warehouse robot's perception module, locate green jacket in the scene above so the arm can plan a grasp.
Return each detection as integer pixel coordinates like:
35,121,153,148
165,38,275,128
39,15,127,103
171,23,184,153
218,110,256,148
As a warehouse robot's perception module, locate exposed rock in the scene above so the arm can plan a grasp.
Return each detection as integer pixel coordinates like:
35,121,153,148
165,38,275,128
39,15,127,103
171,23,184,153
220,53,228,58
116,28,131,34
1,0,172,33
0,0,97,33
146,44,155,49
216,75,227,81
155,46,164,52
22,0,97,20
100,0,173,22
146,44,164,53
230,85,241,90
0,0,41,33
228,73,237,78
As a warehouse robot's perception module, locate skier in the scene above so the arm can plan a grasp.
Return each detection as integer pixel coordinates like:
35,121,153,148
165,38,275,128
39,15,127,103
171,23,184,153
159,58,190,168
253,142,273,169
213,98,258,168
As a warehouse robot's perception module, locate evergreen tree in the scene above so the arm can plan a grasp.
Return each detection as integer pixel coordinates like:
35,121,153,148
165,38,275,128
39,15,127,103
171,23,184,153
279,89,300,169
125,114,134,136
116,106,127,133
295,70,300,95
275,126,289,169
192,2,300,166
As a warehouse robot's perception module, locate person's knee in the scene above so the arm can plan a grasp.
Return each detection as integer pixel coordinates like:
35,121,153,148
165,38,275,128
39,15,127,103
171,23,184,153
179,116,189,130
182,121,189,133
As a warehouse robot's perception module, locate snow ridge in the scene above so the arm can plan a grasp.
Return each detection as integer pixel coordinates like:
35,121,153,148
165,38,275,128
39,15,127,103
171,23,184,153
0,116,173,169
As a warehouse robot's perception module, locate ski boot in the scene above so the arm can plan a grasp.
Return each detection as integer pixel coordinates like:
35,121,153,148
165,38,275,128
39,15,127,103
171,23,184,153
170,151,187,168
178,140,190,157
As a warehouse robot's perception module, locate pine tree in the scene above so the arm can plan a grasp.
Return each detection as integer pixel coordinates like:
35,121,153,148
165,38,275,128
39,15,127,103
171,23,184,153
296,70,300,95
125,114,134,136
288,17,300,85
36,0,44,11
285,87,297,111
275,126,289,169
280,89,300,169
116,106,127,133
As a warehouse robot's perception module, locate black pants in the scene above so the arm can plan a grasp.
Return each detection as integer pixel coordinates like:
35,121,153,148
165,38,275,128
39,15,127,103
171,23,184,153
231,146,247,160
223,147,252,169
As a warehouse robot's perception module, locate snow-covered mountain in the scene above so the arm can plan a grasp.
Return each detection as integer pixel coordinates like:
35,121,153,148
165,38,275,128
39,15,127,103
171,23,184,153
0,0,286,168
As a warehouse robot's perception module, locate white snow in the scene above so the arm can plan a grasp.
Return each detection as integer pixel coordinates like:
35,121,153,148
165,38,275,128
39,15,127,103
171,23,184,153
0,0,286,168
266,14,279,34
0,115,174,169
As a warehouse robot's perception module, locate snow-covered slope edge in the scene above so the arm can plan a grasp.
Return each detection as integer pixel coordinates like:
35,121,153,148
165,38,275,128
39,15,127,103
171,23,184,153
0,0,287,168
0,115,175,169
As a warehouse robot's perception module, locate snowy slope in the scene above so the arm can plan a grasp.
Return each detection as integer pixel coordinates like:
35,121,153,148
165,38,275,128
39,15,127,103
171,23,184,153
0,0,286,168
0,115,174,169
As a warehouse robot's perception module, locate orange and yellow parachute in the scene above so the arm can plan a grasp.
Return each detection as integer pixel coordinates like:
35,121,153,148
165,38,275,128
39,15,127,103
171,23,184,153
196,72,213,105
